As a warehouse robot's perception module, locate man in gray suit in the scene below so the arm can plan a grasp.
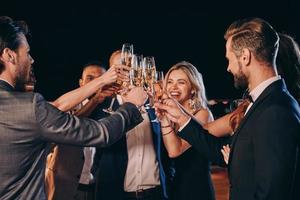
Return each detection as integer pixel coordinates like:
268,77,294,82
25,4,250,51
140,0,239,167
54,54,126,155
0,16,147,200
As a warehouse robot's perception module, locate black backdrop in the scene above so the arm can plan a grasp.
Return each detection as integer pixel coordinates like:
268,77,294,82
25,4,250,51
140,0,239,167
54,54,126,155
1,0,299,102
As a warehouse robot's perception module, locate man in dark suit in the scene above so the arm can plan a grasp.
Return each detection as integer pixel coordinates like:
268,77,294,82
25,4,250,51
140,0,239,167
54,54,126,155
0,16,147,200
93,99,171,200
156,18,300,200
93,50,172,200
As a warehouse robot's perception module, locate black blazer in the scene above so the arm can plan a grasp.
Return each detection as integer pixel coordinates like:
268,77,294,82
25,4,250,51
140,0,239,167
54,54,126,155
178,79,300,200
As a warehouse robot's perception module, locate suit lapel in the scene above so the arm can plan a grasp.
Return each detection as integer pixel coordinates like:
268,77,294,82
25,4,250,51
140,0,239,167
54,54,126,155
0,80,15,91
146,108,161,150
228,80,285,168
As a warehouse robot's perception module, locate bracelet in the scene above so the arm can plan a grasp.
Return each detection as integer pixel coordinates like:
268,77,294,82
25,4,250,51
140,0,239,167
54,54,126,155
161,124,171,128
162,129,173,136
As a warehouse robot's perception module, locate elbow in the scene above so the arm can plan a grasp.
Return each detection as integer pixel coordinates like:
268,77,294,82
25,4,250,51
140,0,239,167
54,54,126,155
168,150,182,158
51,101,70,112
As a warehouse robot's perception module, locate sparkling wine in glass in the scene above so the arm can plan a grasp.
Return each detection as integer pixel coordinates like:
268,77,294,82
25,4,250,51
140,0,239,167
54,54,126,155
143,56,156,109
103,43,133,114
153,71,164,102
119,43,134,94
130,54,144,87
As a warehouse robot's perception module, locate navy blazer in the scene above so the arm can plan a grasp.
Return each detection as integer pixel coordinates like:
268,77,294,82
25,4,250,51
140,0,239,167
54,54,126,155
93,99,171,199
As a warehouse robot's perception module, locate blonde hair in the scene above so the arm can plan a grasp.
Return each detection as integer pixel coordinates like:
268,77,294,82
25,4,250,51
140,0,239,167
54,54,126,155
164,61,209,110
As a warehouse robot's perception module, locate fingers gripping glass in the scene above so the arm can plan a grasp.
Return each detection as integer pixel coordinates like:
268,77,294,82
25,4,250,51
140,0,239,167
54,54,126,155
143,56,156,109
103,43,133,114
118,43,134,94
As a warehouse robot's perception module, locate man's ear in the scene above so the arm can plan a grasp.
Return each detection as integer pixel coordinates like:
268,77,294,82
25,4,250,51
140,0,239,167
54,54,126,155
79,79,83,87
241,48,251,66
0,48,16,64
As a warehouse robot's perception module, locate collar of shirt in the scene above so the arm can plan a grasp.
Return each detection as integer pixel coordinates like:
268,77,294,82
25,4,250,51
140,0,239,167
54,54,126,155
116,94,123,105
249,76,281,102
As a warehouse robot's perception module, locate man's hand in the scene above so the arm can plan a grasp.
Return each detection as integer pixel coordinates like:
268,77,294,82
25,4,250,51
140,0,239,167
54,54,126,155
154,98,190,127
100,64,131,86
122,87,147,107
93,86,118,104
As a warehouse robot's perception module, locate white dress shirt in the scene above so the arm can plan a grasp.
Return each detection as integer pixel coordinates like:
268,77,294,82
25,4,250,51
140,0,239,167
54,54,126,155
117,95,160,192
78,99,96,185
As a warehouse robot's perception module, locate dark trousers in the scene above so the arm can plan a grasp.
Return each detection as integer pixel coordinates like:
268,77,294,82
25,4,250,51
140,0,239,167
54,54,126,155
74,183,95,200
124,186,163,200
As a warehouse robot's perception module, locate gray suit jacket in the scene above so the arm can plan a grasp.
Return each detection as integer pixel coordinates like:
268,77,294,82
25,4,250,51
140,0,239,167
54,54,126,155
0,80,143,200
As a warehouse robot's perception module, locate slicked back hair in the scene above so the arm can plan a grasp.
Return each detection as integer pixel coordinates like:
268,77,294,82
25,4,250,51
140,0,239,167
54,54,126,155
0,16,29,71
224,18,279,67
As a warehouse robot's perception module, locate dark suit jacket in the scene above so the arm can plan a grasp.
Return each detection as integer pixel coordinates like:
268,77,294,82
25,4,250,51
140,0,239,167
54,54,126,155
0,80,143,200
178,79,300,200
93,100,171,200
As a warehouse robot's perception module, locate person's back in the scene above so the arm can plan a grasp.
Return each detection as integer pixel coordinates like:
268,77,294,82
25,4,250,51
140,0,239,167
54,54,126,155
0,83,146,200
0,90,50,199
0,16,147,200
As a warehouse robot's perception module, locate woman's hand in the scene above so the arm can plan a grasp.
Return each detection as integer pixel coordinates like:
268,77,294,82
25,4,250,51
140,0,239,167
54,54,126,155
221,144,231,165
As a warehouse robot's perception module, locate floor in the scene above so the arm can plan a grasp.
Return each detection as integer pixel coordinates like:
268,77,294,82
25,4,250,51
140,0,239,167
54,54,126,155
211,166,230,200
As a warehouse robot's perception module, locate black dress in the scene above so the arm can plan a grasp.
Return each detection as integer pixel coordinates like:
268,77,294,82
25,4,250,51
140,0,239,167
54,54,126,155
170,147,215,200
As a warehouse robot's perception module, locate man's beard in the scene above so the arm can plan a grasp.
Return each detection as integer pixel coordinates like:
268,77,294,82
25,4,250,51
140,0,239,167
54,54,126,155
233,61,248,89
15,66,31,92
15,78,27,92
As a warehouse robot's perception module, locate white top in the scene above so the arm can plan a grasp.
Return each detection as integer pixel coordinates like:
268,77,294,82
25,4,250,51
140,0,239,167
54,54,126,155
78,99,96,185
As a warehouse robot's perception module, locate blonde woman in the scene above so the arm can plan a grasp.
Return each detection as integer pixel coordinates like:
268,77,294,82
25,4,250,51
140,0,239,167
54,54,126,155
159,61,215,200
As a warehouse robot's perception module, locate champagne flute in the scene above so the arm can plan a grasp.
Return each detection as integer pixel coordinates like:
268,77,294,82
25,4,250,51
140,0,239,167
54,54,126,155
103,43,133,114
151,71,164,123
130,54,146,113
130,54,144,87
143,56,156,109
153,71,164,103
119,43,134,94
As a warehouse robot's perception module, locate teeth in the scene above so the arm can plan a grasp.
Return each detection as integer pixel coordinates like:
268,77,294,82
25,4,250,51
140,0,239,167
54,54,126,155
170,92,180,95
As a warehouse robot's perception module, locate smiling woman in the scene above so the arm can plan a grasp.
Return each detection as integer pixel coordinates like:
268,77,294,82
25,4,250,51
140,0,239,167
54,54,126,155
160,61,215,200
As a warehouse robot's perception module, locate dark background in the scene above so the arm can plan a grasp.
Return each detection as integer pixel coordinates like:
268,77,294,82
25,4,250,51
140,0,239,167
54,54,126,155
1,0,299,103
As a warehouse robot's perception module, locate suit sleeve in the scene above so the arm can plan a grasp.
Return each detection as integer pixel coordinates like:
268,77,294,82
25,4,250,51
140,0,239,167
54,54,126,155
178,119,229,166
34,93,143,147
252,104,299,200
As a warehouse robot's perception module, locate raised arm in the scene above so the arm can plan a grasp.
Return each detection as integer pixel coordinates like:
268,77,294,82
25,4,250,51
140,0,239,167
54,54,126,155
155,99,228,165
203,113,233,137
203,99,250,137
50,64,129,112
37,87,147,147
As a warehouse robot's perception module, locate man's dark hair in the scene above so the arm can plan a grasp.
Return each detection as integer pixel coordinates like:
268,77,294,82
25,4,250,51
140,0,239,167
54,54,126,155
276,33,300,102
0,16,29,71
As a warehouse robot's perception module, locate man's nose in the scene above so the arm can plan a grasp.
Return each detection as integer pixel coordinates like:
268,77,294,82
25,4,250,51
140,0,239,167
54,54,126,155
227,66,231,73
30,55,34,64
